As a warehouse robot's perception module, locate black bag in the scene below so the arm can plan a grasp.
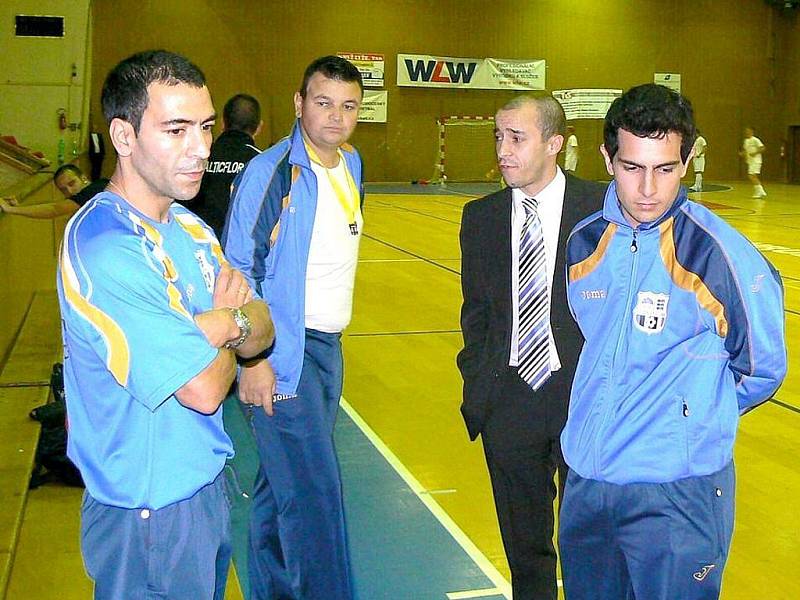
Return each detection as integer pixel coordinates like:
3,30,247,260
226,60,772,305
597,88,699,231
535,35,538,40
29,363,84,489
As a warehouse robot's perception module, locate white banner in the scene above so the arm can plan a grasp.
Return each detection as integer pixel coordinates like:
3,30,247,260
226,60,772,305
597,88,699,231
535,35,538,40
552,89,622,120
339,52,384,88
397,54,545,90
358,90,387,123
654,73,681,93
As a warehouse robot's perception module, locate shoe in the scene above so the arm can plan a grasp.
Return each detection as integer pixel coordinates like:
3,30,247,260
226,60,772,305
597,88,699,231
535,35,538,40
689,186,698,192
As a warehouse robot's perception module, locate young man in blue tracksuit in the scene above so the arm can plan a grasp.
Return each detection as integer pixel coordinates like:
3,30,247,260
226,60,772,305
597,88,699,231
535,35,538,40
559,84,787,600
59,50,274,599
223,56,364,600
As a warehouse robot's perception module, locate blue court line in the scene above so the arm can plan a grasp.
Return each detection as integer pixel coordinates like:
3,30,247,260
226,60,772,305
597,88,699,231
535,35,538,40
222,395,509,599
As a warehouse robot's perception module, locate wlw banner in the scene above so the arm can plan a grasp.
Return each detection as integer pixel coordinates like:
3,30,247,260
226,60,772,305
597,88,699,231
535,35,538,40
397,54,545,90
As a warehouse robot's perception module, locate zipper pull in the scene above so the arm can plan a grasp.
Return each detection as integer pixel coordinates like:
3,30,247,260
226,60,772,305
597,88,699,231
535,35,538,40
682,401,690,417
630,230,638,253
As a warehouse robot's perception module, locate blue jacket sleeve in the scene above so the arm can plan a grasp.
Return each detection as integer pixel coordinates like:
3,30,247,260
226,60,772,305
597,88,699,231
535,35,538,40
721,239,787,413
223,151,286,295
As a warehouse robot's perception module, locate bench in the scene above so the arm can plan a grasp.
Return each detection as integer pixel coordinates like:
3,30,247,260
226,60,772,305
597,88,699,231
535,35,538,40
0,290,62,599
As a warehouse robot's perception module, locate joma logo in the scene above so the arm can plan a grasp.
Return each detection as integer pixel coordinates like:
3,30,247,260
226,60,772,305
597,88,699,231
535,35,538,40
581,289,606,300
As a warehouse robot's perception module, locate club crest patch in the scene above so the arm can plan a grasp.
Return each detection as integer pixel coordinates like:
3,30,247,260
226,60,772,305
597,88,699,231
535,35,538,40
633,291,669,334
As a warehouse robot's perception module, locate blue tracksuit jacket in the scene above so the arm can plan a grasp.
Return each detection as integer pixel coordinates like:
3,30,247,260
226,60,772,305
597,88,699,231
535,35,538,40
562,182,787,485
222,122,363,395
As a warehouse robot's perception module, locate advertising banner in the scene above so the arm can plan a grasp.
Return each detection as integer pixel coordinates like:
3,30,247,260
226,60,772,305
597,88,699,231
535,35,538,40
654,73,681,93
339,52,385,88
358,90,387,123
552,89,623,120
397,54,545,90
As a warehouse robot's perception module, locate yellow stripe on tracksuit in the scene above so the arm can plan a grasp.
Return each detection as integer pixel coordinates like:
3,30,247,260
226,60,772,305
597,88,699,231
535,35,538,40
128,213,193,320
174,212,228,266
569,223,617,282
658,218,728,337
59,216,131,387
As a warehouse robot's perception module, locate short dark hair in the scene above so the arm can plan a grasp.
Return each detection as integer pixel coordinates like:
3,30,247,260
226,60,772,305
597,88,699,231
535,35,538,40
499,95,566,141
299,55,363,98
101,50,206,134
223,94,261,134
604,84,696,163
54,164,84,181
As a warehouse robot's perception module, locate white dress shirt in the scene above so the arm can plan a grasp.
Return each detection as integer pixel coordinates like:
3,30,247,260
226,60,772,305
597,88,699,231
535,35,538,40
509,167,565,373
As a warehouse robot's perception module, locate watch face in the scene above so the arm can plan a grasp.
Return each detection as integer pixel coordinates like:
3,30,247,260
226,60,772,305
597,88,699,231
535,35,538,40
226,307,252,350
235,308,252,336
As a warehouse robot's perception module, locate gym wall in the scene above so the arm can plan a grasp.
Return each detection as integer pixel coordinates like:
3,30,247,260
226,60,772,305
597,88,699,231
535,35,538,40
91,0,797,182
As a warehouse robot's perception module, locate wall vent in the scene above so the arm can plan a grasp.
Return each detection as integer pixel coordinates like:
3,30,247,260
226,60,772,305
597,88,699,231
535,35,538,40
15,15,65,38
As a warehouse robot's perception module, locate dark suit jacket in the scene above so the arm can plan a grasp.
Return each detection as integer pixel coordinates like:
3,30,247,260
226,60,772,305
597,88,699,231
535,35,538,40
457,173,606,440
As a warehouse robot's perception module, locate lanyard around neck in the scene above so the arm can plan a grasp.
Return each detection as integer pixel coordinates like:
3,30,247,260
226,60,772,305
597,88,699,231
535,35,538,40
304,142,360,225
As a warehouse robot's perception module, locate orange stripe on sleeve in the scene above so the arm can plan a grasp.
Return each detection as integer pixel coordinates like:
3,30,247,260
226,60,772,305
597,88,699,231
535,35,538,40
659,218,728,337
568,223,617,283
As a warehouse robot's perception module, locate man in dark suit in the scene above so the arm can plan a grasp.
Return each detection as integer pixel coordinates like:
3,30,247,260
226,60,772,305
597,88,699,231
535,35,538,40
457,95,605,599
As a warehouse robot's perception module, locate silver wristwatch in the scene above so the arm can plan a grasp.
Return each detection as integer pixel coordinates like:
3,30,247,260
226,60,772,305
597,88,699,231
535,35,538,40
225,307,252,350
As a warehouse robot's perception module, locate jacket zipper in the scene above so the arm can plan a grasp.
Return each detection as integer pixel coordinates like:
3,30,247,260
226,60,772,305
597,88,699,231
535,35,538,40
592,228,639,477
682,399,691,473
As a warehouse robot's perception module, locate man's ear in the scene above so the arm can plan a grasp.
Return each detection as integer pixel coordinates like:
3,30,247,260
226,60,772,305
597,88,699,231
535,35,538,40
109,118,135,157
548,134,564,156
599,144,614,177
293,93,303,119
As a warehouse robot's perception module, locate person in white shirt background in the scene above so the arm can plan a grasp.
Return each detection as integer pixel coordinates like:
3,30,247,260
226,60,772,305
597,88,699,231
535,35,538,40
564,125,579,173
689,130,706,192
740,127,766,198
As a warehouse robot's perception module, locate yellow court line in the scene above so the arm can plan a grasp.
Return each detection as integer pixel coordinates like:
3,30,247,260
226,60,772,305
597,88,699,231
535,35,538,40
225,561,245,600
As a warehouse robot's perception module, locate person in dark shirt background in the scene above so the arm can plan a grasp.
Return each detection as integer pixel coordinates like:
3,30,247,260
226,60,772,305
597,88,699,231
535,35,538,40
0,164,108,219
192,93,261,237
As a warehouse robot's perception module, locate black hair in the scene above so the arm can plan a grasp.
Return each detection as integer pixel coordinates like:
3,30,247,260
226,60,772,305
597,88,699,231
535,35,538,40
299,55,363,98
604,84,696,163
101,50,206,134
53,164,84,181
223,94,261,134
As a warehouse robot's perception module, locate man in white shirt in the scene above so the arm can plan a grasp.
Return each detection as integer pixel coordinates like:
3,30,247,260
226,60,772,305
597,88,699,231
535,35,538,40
564,125,579,172
224,55,364,600
740,127,766,198
689,131,707,192
457,95,605,599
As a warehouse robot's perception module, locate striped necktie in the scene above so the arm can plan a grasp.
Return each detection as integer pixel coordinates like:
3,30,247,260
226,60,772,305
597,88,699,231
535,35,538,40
518,197,551,390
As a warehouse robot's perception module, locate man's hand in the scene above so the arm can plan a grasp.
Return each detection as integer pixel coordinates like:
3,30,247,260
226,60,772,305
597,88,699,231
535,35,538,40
194,264,254,347
214,264,253,309
239,359,277,416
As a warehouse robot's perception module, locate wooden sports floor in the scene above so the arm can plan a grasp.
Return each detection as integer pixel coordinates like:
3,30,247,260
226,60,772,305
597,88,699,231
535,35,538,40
6,180,799,599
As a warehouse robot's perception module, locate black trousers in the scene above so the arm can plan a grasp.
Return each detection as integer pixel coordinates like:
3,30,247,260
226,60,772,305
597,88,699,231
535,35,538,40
481,367,568,600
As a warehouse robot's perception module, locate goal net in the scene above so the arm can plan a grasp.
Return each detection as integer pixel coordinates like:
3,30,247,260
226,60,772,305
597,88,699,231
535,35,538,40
433,116,497,183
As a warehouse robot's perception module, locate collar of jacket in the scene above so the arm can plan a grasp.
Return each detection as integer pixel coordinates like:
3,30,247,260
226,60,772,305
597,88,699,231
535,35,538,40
601,180,688,232
220,129,255,145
